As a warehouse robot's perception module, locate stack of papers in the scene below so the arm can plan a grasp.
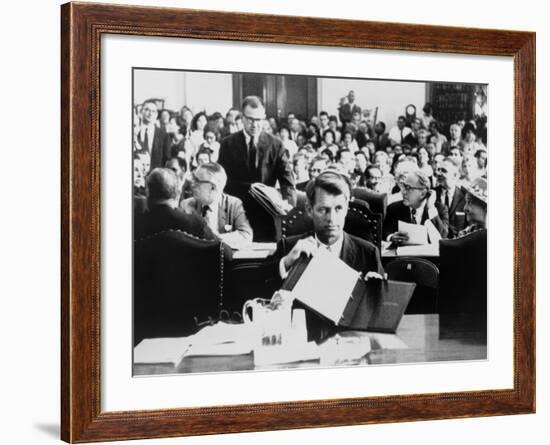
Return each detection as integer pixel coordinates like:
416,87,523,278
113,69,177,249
393,220,440,256
134,322,254,366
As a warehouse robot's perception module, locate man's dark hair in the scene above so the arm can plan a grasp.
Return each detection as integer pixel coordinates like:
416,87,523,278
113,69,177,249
320,148,334,162
322,129,336,142
354,150,368,161
305,170,352,206
146,168,180,206
376,121,386,131
242,95,264,110
336,148,351,162
319,111,329,118
398,115,406,122
329,115,339,123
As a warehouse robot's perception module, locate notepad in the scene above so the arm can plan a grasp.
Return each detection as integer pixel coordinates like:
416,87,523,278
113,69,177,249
398,220,429,245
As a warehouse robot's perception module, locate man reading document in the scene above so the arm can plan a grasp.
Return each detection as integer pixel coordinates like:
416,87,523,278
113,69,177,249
272,171,384,284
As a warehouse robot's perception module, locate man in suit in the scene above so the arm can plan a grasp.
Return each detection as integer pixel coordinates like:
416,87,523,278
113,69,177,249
338,90,362,130
218,96,296,240
372,121,391,152
435,157,466,238
136,99,172,171
272,171,384,285
180,162,253,247
384,170,449,242
134,168,215,241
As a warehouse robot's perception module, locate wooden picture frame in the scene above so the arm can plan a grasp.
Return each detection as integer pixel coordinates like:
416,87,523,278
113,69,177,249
61,2,535,442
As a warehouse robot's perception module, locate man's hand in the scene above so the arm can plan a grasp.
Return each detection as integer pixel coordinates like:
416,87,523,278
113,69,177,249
282,236,318,270
364,271,387,281
390,231,409,245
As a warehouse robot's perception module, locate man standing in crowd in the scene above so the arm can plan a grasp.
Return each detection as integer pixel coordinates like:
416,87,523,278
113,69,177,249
136,99,172,171
373,121,391,151
338,90,361,130
134,168,215,241
384,170,449,242
389,115,412,146
435,157,466,237
180,163,253,246
218,96,296,240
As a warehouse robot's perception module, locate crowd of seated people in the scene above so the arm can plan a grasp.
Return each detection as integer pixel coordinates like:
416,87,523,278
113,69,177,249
133,93,488,248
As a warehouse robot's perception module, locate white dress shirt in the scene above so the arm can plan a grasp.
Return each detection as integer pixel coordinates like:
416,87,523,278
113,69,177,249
278,234,344,279
139,123,156,152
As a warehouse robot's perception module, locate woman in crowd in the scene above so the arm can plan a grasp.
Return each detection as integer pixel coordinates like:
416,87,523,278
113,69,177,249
459,177,487,237
340,130,359,152
428,120,448,154
158,109,172,133
416,146,434,183
199,128,221,162
461,122,485,155
189,111,208,156
319,129,339,158
306,122,321,148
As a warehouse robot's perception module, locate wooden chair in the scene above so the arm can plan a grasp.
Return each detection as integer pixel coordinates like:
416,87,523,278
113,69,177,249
133,230,228,345
385,257,439,314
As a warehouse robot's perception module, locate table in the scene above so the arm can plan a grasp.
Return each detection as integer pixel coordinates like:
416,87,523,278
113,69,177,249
134,314,486,376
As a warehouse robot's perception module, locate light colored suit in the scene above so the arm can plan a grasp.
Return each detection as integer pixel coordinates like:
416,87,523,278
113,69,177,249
180,193,253,246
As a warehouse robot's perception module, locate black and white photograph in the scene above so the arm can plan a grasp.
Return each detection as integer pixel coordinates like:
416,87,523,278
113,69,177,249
132,68,489,375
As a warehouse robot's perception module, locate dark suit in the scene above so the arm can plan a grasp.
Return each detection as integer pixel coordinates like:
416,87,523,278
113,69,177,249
137,126,172,170
270,231,384,341
218,130,296,241
435,185,466,238
383,199,449,239
134,203,215,241
271,232,384,289
373,132,391,151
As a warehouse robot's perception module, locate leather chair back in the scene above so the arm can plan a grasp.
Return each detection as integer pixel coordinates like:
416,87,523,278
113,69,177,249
133,230,226,345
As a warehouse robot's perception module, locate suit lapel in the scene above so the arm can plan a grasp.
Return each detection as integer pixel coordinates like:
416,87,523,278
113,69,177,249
450,187,464,215
340,233,357,269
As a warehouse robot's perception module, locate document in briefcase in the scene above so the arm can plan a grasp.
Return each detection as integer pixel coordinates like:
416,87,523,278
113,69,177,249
282,253,416,333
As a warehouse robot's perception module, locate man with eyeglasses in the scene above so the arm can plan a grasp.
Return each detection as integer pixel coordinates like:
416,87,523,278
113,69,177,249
218,96,296,240
435,157,466,238
180,163,253,246
383,170,449,243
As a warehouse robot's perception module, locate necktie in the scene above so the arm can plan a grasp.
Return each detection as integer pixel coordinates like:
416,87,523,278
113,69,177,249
400,129,403,143
248,137,257,173
143,127,150,152
410,208,417,224
445,191,450,208
201,205,210,217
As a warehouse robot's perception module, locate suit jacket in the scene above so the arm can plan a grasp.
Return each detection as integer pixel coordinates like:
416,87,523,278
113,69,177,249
218,130,296,205
179,193,253,244
383,199,449,239
137,126,172,170
270,231,384,289
373,132,391,151
435,185,466,238
134,203,215,241
338,103,361,124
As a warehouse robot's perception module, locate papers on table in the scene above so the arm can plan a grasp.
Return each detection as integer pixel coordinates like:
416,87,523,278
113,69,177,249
390,219,440,256
230,242,277,260
398,220,428,245
134,322,254,365
134,337,191,365
292,249,361,324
